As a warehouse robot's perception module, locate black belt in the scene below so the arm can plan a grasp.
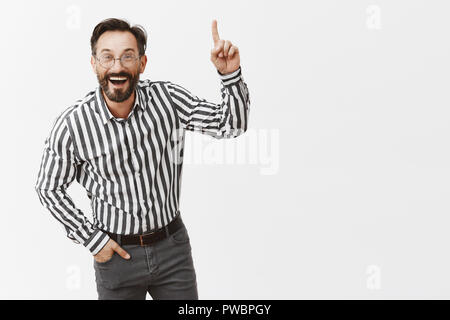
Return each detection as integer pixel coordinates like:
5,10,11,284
105,214,184,246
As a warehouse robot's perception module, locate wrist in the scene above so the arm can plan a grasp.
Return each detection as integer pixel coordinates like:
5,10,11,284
84,229,111,256
218,66,242,86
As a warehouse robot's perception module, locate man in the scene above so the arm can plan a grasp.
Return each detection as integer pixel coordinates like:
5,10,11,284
35,18,250,300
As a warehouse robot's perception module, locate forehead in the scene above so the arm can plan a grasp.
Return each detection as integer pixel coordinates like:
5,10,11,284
96,30,138,54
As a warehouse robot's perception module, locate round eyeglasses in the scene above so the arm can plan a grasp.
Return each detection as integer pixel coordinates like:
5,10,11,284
95,53,141,69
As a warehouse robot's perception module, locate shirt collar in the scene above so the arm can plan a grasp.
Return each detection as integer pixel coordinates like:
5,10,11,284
96,85,145,125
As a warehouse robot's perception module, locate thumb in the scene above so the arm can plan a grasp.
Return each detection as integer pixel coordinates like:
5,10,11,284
211,40,224,60
211,46,220,59
114,244,131,260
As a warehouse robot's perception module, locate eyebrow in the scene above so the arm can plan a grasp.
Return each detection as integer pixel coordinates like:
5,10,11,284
99,48,136,54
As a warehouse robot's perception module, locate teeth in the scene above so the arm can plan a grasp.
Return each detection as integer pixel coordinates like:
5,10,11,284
110,77,127,81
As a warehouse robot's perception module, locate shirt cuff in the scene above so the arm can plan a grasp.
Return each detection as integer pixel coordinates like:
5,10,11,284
217,66,243,86
83,229,110,255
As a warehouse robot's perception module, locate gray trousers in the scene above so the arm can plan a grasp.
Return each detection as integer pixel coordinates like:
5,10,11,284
93,221,198,300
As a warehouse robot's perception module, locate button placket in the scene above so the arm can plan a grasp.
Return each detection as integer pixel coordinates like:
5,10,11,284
124,120,140,172
121,114,147,229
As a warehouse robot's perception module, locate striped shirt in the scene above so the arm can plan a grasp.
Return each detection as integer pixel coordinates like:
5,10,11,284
35,67,250,255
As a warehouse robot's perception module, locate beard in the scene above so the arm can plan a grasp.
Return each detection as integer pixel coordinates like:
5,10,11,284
97,69,140,103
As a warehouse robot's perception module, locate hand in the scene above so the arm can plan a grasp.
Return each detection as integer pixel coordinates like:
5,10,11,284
210,19,240,75
94,238,130,263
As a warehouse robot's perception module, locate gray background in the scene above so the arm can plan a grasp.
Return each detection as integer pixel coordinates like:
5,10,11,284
1,0,449,299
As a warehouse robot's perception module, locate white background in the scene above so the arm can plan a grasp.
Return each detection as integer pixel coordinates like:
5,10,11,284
1,0,450,299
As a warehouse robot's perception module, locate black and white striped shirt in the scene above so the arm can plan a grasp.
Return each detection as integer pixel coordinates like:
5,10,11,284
35,67,250,255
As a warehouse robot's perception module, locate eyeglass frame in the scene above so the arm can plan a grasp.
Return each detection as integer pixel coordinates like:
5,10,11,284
94,52,142,69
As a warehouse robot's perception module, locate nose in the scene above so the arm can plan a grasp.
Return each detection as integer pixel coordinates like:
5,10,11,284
109,58,125,73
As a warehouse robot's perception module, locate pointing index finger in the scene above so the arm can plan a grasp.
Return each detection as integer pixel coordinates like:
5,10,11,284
212,19,220,44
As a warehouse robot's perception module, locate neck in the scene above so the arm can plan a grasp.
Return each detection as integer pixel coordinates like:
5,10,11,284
102,89,136,119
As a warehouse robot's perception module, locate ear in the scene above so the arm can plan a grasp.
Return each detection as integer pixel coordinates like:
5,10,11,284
139,55,148,74
90,56,97,74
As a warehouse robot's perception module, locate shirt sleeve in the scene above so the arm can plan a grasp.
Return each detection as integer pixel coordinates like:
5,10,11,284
167,66,251,139
34,113,110,255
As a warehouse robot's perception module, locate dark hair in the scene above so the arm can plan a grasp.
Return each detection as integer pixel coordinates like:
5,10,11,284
90,18,147,56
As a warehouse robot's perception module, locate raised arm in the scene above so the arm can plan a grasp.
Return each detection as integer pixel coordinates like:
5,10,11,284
167,19,250,139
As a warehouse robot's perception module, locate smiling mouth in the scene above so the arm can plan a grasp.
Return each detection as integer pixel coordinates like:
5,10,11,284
109,76,128,86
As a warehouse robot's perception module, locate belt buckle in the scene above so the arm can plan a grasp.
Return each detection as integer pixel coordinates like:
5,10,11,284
139,228,158,246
